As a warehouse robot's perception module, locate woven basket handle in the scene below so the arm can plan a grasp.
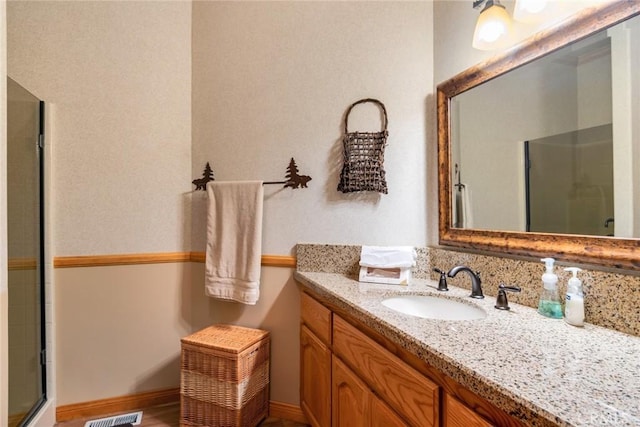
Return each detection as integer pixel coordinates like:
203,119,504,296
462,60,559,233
344,98,388,134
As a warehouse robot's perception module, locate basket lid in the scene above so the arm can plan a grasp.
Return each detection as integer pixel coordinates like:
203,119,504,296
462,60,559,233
181,324,269,353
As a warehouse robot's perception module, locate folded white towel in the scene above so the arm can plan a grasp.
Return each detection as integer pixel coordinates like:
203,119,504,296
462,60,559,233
359,246,416,268
205,181,264,305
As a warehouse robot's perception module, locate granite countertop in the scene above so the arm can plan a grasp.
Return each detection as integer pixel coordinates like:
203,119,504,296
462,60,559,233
295,271,640,427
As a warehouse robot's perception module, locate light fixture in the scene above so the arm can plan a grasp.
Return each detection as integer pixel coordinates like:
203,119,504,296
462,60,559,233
472,0,513,51
513,0,548,23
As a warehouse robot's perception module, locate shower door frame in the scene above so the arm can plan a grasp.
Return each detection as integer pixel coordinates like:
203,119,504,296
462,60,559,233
7,87,48,427
21,99,48,426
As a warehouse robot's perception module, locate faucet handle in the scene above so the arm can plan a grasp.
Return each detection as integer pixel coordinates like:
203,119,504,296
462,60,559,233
433,268,448,292
495,284,521,310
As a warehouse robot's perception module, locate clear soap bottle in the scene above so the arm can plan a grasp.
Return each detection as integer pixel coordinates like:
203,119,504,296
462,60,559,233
564,267,584,327
538,258,563,319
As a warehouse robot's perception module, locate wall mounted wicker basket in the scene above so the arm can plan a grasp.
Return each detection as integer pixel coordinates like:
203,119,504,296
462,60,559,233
337,98,389,194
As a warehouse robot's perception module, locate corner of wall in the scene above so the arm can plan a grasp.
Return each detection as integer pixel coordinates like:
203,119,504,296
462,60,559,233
1,1,10,424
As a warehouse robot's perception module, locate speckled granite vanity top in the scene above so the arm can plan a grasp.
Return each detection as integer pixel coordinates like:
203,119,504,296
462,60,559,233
295,271,640,427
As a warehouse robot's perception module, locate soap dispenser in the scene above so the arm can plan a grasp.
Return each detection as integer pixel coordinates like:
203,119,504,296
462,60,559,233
564,267,584,327
538,258,563,319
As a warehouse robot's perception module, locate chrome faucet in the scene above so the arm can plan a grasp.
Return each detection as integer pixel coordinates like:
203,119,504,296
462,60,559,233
447,266,484,299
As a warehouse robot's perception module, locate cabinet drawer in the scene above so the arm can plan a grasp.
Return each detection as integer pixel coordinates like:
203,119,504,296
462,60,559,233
333,315,439,427
301,292,332,345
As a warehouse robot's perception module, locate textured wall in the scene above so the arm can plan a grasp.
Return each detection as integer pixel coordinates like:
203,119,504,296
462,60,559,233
191,1,433,254
7,0,192,256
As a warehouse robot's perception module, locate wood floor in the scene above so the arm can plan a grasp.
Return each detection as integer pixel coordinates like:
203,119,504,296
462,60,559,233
54,403,309,427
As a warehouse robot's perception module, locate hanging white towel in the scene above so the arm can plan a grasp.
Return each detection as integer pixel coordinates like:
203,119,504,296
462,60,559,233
455,186,473,229
205,181,264,305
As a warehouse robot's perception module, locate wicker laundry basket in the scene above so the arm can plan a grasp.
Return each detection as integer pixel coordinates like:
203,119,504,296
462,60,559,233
180,325,270,427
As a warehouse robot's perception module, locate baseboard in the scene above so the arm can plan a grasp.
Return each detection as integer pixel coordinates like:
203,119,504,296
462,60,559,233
56,389,307,425
269,401,308,424
56,387,180,422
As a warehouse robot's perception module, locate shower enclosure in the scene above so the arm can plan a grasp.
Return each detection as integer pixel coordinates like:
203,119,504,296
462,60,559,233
525,124,614,236
7,77,47,427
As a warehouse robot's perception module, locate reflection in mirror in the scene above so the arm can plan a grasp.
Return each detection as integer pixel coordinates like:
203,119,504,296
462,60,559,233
438,2,640,270
451,13,638,238
526,124,613,236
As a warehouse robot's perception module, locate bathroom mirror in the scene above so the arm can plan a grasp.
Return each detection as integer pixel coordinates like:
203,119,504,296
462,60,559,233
437,2,640,270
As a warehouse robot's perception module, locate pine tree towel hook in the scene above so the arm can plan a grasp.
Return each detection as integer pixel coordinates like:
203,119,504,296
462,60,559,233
264,157,312,189
192,162,215,190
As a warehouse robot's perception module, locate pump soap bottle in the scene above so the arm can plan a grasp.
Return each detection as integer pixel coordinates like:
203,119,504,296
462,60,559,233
564,267,584,327
538,258,563,319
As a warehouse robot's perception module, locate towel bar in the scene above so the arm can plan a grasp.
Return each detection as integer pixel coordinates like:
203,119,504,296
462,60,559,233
192,157,312,190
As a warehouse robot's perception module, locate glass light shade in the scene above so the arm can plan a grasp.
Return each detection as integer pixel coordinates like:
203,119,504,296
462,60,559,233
472,1,513,50
513,0,548,23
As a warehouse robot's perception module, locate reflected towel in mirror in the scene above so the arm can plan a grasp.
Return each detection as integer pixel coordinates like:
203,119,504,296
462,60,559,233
454,185,473,229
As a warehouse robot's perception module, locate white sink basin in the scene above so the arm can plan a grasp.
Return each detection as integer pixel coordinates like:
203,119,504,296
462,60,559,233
381,295,487,321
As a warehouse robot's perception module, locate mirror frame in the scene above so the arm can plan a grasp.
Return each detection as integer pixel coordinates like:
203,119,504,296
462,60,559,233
437,2,640,271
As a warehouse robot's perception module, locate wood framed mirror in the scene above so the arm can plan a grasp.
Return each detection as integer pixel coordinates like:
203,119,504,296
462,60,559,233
437,2,640,270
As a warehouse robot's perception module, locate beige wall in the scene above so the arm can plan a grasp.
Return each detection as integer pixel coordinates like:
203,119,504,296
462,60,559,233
55,263,192,405
191,1,433,254
54,263,300,406
7,0,192,256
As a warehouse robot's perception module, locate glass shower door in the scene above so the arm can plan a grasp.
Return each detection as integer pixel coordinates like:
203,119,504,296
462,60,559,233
524,124,614,236
7,77,46,427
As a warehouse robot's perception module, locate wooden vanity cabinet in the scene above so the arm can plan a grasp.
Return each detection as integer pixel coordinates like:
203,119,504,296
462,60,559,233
301,291,429,427
300,290,522,427
333,315,438,427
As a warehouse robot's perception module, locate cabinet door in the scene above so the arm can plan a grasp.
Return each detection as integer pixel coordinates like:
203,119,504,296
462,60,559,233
301,325,332,427
445,393,493,427
371,394,409,427
333,315,440,427
332,355,369,427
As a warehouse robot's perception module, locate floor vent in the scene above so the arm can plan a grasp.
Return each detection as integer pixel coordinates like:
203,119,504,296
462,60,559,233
84,411,143,427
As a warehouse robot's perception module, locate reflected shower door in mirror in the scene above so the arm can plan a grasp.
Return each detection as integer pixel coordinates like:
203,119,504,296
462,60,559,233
525,125,613,236
7,77,47,427
450,14,639,239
